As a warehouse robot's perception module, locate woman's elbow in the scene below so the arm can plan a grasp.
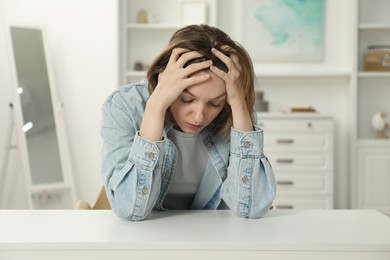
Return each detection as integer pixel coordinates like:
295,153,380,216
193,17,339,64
110,199,151,221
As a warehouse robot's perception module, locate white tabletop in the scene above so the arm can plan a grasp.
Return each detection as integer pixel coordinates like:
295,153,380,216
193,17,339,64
0,209,389,253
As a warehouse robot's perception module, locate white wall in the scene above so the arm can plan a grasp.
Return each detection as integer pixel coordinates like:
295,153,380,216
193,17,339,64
0,0,355,209
0,0,119,207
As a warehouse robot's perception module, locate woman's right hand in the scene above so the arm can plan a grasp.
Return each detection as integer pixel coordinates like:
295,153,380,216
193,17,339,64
149,48,212,111
140,48,212,141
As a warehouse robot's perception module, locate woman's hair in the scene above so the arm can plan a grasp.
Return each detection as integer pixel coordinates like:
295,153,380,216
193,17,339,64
147,24,255,136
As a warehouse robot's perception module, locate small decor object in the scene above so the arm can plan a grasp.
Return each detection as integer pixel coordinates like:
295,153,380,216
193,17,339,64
133,62,144,71
148,13,158,24
364,45,390,71
371,112,389,139
289,105,316,113
133,62,150,71
255,91,269,112
136,9,148,24
181,0,207,25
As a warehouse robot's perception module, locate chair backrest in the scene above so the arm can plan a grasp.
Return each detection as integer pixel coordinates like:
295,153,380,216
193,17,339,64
74,186,111,210
93,186,111,209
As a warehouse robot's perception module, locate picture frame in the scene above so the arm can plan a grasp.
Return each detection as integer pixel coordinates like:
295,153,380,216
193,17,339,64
180,0,207,25
241,0,325,62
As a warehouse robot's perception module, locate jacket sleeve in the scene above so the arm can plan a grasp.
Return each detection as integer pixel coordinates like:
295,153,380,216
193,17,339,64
101,91,165,221
221,113,277,218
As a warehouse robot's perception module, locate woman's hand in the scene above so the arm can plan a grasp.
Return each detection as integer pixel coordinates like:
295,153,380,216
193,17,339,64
210,47,245,109
140,48,211,141
210,47,253,132
150,48,212,111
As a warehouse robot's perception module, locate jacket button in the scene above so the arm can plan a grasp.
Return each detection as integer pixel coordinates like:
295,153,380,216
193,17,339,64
243,141,251,148
141,187,148,194
145,152,155,159
207,142,214,149
242,176,249,184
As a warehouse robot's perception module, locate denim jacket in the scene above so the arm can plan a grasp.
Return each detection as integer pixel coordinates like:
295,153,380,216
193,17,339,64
101,80,276,221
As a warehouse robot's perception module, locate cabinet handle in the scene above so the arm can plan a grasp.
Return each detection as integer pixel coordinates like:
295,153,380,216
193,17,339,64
276,205,294,209
277,180,294,186
276,139,294,144
276,158,294,164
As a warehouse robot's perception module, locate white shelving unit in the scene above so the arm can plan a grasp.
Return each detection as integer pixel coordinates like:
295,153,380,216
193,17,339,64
355,0,390,137
351,0,390,215
119,0,217,84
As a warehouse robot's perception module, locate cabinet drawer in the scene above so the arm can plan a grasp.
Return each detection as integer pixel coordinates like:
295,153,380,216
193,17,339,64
259,118,333,132
266,153,331,171
264,133,331,151
272,196,332,209
275,174,327,193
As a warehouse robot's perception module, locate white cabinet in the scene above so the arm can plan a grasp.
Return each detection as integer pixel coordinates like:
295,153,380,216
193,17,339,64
259,113,334,209
352,0,390,214
356,0,390,139
357,141,390,215
119,0,217,84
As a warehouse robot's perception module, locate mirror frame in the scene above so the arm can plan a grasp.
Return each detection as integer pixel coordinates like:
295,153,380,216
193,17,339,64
5,23,76,208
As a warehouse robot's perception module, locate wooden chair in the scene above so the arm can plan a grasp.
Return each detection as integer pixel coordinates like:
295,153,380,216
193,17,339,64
74,186,111,210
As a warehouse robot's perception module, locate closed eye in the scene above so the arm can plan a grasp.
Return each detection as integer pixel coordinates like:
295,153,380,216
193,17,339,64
181,98,194,104
209,102,222,108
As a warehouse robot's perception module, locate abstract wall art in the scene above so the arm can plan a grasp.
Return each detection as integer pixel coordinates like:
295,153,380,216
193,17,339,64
242,0,325,62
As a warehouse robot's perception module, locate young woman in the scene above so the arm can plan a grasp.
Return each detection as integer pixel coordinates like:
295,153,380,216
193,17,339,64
101,24,276,221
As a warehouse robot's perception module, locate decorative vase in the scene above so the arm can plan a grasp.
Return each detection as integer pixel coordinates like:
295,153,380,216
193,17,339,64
371,112,389,139
136,9,148,24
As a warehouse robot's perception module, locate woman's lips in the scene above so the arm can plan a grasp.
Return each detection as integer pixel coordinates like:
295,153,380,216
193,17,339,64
186,122,203,130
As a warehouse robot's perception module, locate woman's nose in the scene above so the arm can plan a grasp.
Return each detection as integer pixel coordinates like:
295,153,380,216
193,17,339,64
193,105,205,124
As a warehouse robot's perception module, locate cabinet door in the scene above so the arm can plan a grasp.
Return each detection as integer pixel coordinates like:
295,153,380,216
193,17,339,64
272,196,332,210
267,152,331,172
275,173,329,194
357,148,390,214
264,133,331,152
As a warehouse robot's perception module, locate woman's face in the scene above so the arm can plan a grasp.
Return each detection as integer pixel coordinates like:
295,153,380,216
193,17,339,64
170,70,226,134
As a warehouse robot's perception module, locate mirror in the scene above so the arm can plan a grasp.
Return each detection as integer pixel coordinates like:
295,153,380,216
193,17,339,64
7,25,76,208
10,27,63,185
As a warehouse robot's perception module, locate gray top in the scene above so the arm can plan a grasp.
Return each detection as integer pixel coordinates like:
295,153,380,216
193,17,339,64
163,129,207,209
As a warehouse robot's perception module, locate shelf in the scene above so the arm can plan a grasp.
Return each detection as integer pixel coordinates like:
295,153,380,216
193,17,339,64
357,139,390,147
126,70,147,77
358,72,390,78
258,112,333,120
253,63,351,78
126,23,182,30
358,24,390,30
255,70,351,78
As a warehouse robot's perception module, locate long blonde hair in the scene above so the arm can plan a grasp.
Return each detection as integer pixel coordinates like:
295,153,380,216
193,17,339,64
147,24,255,136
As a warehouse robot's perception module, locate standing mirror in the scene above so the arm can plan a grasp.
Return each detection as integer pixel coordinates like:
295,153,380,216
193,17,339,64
6,25,76,209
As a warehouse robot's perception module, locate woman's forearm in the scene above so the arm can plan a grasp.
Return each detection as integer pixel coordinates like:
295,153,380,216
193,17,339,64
230,102,253,132
221,128,276,218
139,95,167,142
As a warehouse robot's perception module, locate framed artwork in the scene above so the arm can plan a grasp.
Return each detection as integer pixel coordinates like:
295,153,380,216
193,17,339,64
181,0,207,25
241,0,325,62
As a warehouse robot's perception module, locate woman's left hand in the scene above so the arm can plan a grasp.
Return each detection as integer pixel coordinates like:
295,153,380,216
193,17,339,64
210,47,245,109
210,46,253,132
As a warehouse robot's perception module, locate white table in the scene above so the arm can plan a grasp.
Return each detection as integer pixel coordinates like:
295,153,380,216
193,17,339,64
0,209,389,259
